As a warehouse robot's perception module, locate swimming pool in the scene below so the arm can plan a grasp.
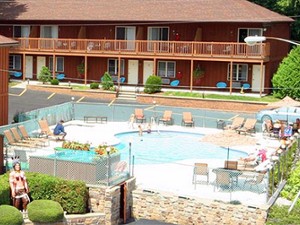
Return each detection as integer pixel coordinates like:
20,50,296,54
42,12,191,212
115,130,247,164
47,131,247,165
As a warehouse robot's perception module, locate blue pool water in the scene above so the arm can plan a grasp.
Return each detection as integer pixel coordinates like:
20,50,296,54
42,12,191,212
48,131,247,165
115,131,247,164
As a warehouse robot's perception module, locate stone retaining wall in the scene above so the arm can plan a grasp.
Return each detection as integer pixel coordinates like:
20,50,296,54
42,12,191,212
132,189,268,225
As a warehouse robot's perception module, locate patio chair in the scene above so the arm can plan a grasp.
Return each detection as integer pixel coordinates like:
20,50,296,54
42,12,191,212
224,160,238,170
134,108,146,123
243,172,266,192
158,110,173,125
223,117,244,130
236,118,257,134
193,163,209,188
182,112,194,127
3,130,36,149
214,169,232,191
18,125,50,146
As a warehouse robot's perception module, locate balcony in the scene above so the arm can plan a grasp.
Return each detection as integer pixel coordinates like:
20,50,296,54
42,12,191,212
11,38,270,62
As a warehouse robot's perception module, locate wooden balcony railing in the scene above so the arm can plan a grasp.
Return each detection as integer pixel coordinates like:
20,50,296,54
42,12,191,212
12,38,270,60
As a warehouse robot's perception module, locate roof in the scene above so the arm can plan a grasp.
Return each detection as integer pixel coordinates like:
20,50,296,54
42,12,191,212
0,0,293,23
0,35,19,46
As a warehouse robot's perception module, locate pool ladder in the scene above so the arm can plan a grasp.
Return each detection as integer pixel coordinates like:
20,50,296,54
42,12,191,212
150,116,160,134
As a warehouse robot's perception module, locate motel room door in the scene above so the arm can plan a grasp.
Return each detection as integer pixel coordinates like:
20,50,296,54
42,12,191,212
36,56,46,77
128,60,138,85
143,60,154,84
252,65,265,92
25,56,33,79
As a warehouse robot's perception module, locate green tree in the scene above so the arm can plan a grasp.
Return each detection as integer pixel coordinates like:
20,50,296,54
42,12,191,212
38,66,51,84
101,72,114,90
144,75,162,94
272,46,300,98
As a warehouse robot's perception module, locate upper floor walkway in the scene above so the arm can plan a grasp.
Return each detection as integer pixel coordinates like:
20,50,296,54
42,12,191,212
11,38,269,62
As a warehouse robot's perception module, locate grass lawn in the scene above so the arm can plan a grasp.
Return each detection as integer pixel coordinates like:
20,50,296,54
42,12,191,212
163,91,280,103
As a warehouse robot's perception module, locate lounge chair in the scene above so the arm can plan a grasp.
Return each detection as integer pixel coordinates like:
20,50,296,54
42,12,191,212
193,163,209,188
18,125,50,146
134,108,146,123
3,130,36,149
158,110,173,125
10,127,39,146
182,112,194,127
236,118,257,134
38,120,64,140
223,117,244,130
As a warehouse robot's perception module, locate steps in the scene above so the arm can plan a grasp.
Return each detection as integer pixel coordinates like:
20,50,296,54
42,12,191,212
117,90,136,101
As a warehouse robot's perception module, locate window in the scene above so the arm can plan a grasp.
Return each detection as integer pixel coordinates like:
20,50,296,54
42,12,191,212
40,25,58,38
9,55,21,70
116,26,136,50
108,59,125,76
157,61,175,78
227,64,248,81
13,25,30,38
147,27,169,51
49,57,64,72
238,28,263,43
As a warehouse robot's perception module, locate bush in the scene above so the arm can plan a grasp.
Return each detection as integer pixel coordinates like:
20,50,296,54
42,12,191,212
144,75,162,94
0,205,23,225
0,173,11,205
90,82,100,89
27,200,64,223
101,72,114,90
38,66,51,84
50,79,59,85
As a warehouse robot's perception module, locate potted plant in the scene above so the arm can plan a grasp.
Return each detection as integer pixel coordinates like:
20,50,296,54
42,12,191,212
193,65,205,85
77,62,85,78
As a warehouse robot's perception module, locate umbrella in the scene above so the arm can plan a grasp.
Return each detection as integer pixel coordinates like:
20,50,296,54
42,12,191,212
266,96,300,123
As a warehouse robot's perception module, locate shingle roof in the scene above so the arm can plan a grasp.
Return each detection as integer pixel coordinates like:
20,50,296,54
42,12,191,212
0,35,18,46
0,0,293,23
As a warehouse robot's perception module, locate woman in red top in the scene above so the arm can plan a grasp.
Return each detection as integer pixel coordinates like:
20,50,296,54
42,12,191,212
9,157,30,212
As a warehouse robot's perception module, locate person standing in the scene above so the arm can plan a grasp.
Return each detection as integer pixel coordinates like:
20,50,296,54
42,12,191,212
53,120,67,140
9,157,30,212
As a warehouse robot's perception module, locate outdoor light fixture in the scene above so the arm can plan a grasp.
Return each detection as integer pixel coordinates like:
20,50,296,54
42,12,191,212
244,36,300,46
68,81,71,87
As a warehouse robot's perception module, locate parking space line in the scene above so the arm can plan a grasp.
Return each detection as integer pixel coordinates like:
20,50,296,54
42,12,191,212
47,93,56,99
9,88,27,96
77,97,85,102
108,99,116,106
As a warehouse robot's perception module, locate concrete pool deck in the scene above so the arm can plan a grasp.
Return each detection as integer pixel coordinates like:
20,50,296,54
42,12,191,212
12,120,282,207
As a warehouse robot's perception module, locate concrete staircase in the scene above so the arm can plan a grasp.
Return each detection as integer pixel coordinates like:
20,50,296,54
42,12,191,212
117,90,137,101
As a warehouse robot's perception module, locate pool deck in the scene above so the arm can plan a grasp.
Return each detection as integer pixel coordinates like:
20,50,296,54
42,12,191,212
9,120,281,207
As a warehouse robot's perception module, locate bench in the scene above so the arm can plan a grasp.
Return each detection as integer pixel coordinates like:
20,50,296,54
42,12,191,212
84,116,107,123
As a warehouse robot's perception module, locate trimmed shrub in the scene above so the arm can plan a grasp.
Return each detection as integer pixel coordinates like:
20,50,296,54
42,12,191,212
0,205,23,225
144,75,162,94
101,72,114,90
27,200,64,223
0,173,11,205
50,78,59,85
90,82,100,89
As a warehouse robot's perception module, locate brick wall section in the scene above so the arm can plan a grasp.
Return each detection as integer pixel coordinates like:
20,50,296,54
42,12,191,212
132,189,268,225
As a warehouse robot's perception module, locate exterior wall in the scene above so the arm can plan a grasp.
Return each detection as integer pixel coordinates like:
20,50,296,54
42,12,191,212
132,189,267,225
1,21,292,92
0,47,9,125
